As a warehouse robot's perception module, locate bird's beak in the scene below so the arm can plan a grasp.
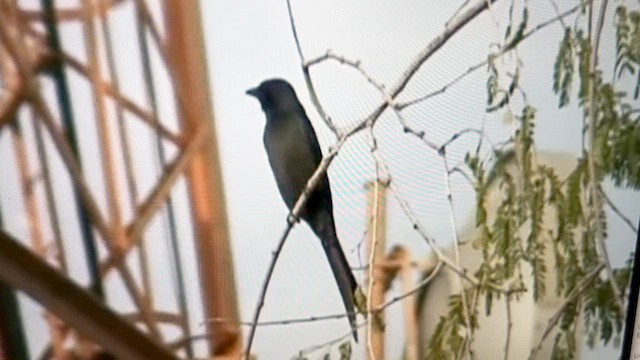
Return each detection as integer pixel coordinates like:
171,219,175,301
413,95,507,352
246,87,260,98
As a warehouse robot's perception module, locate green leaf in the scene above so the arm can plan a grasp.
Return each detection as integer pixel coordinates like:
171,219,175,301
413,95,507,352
553,28,574,107
338,341,351,360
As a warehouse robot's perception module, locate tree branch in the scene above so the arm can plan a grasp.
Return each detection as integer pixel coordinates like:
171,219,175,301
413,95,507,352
243,224,294,359
527,264,604,360
585,0,625,312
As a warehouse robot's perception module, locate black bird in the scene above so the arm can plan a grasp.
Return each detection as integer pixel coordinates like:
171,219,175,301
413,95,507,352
246,79,358,341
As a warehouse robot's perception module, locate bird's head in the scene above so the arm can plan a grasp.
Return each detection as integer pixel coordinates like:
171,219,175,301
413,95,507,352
246,79,302,113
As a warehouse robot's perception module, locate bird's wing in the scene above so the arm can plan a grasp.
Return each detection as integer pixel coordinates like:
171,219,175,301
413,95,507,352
294,108,336,216
296,106,324,166
264,112,320,211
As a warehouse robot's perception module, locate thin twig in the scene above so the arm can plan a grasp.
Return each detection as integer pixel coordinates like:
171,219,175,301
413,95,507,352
503,293,513,360
207,312,354,327
286,0,337,133
396,3,582,110
209,261,444,328
547,0,568,29
600,186,638,233
243,1,517,357
185,262,445,353
292,322,368,359
527,264,604,360
297,0,501,142
394,110,440,151
382,261,444,309
291,262,444,359
243,224,294,359
585,0,625,312
442,152,473,360
306,51,388,95
369,133,521,295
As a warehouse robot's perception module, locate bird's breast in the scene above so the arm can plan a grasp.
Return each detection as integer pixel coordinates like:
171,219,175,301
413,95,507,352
263,116,319,210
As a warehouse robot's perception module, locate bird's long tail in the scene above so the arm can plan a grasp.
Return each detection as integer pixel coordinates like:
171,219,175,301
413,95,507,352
320,230,359,342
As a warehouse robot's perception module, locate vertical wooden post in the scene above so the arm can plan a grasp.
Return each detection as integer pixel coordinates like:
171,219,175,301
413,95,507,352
396,247,418,360
163,1,242,357
365,180,388,360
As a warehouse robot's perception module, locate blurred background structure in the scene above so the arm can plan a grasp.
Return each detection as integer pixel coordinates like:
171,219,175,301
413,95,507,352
0,0,242,358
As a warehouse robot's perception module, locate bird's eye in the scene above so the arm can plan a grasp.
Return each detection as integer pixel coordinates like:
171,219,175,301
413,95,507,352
263,92,275,107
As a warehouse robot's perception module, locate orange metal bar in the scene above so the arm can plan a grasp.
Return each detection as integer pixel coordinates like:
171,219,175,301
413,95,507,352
99,129,205,275
0,231,179,360
81,0,127,252
18,0,124,23
10,122,69,360
163,0,242,356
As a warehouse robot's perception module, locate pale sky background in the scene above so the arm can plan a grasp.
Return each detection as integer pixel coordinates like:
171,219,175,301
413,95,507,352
0,0,639,359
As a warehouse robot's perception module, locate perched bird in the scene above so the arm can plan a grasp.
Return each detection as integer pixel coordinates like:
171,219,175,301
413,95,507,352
247,79,358,341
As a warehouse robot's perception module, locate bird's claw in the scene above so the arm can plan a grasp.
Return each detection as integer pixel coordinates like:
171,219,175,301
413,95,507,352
287,214,299,225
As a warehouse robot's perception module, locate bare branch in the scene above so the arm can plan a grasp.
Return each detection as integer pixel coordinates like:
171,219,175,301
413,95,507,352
600,186,638,233
396,3,582,110
585,0,625,312
442,151,474,360
305,51,388,95
243,224,295,359
527,264,604,360
293,322,367,359
243,0,528,357
286,0,337,133
503,294,513,360
368,132,521,295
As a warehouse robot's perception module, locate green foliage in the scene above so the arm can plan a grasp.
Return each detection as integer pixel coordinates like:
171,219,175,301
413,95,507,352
614,6,640,98
584,255,633,348
486,8,527,115
485,4,528,112
487,54,500,108
292,340,352,360
552,27,595,108
426,292,477,360
553,28,575,107
338,341,351,360
486,61,519,112
575,30,592,105
584,276,624,347
422,3,638,360
470,107,547,303
504,6,529,52
551,328,578,360
292,2,639,359
542,164,586,303
592,83,640,189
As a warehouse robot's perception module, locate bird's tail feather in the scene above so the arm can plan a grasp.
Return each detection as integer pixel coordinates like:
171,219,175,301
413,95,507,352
322,233,359,342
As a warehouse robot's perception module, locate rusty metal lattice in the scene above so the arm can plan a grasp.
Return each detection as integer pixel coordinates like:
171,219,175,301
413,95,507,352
0,0,241,358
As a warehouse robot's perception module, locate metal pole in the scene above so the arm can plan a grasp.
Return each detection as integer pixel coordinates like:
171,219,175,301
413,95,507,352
163,0,242,356
0,230,179,360
0,207,29,360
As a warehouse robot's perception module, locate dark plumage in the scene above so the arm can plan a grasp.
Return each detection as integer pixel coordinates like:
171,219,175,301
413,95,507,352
246,79,358,341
